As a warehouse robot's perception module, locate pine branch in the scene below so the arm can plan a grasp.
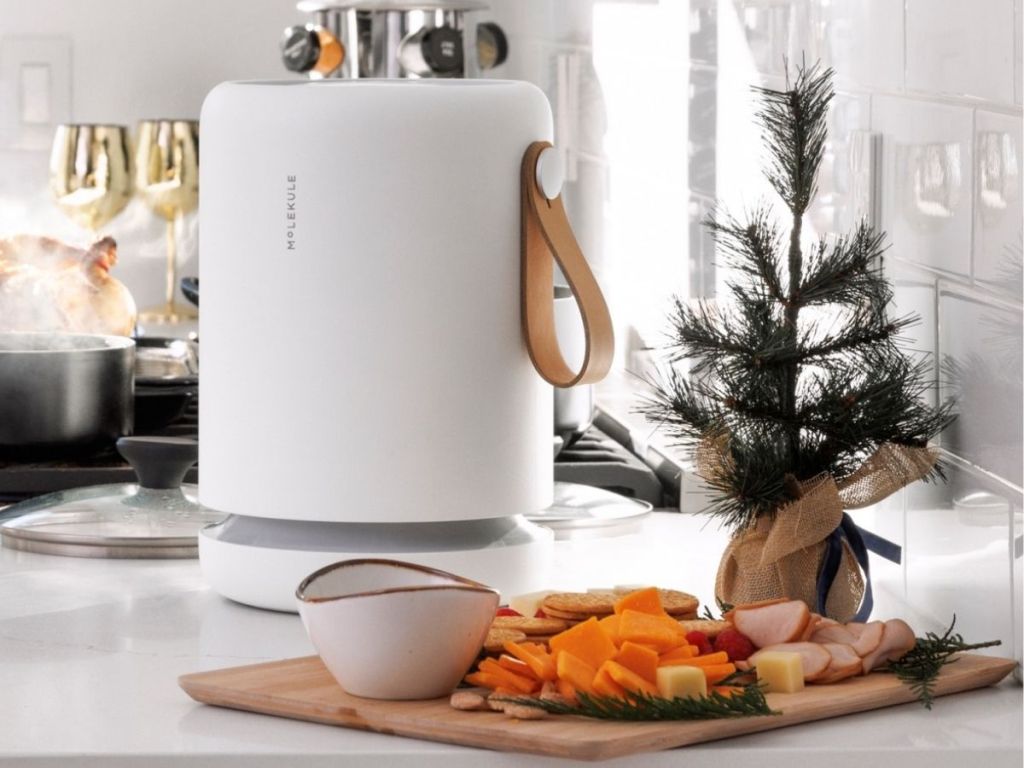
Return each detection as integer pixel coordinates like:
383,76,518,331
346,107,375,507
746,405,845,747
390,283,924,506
799,222,889,307
697,430,793,528
798,312,917,362
505,684,777,721
705,206,786,303
637,367,722,441
754,62,834,216
882,616,1002,708
664,299,754,367
753,61,834,466
644,61,954,529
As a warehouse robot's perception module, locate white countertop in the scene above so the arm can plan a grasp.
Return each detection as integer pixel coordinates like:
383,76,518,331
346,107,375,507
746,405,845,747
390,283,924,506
0,512,1020,767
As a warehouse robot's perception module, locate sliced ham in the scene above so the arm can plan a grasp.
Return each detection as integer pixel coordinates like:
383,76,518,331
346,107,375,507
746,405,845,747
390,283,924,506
810,623,859,646
723,598,789,624
812,643,863,684
750,642,832,682
845,621,885,658
861,619,917,674
732,600,810,649
800,614,823,642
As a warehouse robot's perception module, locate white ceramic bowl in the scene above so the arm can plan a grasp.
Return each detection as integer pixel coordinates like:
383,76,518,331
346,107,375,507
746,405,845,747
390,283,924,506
295,558,500,700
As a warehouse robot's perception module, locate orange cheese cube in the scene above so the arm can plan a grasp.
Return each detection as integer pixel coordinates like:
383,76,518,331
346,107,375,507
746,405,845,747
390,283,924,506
548,616,617,670
592,666,629,699
612,641,659,684
658,644,699,664
618,609,686,651
504,641,557,682
613,587,667,616
598,614,621,645
555,650,598,695
601,660,660,697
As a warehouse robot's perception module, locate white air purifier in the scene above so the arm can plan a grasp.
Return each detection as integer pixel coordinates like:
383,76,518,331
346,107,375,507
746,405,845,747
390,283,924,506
198,79,612,611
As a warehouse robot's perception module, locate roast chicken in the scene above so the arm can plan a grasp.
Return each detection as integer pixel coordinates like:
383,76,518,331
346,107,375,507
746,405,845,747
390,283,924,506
0,235,136,336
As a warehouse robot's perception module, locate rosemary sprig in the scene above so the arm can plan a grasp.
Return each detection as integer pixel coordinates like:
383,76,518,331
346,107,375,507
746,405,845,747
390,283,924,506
701,599,734,620
506,683,776,721
883,616,1002,709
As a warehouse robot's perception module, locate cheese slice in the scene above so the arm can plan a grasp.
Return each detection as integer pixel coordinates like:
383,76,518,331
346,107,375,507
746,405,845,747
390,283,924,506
655,665,707,700
509,590,555,618
754,651,805,693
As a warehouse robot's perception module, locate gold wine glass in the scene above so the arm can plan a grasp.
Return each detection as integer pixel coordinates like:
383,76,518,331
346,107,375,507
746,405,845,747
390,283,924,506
49,124,133,233
135,119,199,324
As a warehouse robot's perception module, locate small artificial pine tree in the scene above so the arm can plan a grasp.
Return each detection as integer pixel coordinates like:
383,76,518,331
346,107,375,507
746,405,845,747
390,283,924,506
643,63,953,531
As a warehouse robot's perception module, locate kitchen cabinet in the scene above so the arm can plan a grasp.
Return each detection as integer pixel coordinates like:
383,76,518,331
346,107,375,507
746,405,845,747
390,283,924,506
0,512,1019,766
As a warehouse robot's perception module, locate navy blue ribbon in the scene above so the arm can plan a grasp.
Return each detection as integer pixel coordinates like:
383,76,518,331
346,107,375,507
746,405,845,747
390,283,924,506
816,512,902,622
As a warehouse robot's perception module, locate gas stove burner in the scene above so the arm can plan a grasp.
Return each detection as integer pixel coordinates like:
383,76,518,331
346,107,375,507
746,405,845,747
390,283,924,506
554,427,663,507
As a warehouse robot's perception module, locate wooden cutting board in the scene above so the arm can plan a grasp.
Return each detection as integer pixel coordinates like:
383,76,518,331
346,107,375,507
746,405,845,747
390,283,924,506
179,654,1016,761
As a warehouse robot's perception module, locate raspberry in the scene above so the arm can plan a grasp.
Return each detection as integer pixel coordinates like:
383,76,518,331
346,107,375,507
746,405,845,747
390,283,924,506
713,628,756,662
495,607,522,617
685,630,713,656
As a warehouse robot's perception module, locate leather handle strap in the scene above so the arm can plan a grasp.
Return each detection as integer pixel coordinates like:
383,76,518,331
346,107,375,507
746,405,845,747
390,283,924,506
521,141,614,388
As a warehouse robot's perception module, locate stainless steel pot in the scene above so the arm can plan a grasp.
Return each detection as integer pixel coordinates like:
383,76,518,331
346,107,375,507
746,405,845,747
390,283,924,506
553,286,594,448
0,333,134,450
283,0,507,79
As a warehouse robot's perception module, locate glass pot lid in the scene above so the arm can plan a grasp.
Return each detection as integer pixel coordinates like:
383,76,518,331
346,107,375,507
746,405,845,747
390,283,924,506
526,482,653,539
0,437,222,558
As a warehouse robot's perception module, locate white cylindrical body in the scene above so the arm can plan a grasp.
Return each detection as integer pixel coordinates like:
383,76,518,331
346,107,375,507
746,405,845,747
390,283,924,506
199,80,554,524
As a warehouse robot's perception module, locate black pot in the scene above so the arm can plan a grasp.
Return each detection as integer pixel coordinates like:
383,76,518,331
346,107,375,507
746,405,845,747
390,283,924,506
0,333,134,452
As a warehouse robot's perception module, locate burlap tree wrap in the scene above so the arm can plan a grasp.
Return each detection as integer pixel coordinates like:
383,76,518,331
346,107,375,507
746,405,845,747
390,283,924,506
702,441,938,622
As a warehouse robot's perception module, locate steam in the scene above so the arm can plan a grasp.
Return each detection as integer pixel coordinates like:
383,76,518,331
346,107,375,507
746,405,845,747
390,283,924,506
0,173,199,314
0,235,137,336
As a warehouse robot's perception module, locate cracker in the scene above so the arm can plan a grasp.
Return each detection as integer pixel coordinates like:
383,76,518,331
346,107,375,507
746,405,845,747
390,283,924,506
535,606,590,621
490,616,569,635
449,691,488,711
659,590,701,616
483,627,527,654
541,592,616,616
676,618,730,638
542,589,699,617
504,703,548,720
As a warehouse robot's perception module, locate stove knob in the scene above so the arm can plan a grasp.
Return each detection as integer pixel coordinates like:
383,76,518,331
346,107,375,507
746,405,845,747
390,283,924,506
281,25,320,73
420,26,464,76
281,24,344,78
476,22,508,70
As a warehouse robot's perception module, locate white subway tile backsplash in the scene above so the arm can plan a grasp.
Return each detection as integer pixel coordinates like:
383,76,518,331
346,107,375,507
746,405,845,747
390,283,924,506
974,110,1023,296
889,258,940,407
872,96,974,277
688,68,717,199
906,0,1016,104
688,194,715,298
938,283,1023,486
1014,501,1023,677
689,0,718,67
732,0,813,77
1016,0,1023,105
808,92,871,236
817,0,904,92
